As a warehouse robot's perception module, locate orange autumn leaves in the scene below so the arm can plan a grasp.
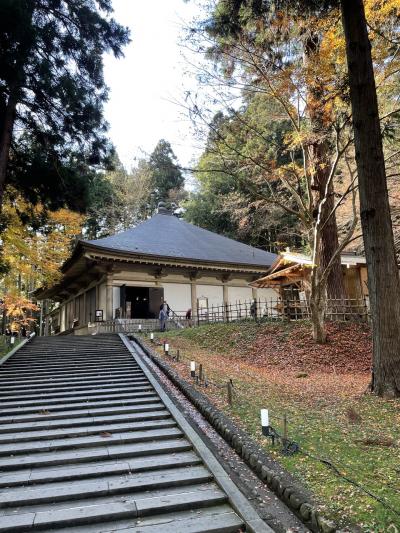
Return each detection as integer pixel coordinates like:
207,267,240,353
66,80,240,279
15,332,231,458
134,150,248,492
1,190,83,330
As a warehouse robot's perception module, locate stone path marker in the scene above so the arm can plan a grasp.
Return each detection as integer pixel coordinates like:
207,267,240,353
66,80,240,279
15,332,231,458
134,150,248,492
0,334,272,532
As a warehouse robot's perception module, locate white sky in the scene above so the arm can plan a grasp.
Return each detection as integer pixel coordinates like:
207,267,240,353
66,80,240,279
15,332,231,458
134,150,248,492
103,0,206,171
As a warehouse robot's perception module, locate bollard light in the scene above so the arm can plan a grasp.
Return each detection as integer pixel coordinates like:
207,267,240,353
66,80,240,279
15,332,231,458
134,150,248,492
164,343,169,355
261,409,272,437
150,332,154,341
10,336,15,345
190,361,196,378
138,324,142,331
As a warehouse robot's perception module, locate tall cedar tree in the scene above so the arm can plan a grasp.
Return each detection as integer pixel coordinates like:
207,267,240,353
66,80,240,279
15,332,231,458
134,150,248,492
340,0,400,397
149,140,184,209
0,0,129,211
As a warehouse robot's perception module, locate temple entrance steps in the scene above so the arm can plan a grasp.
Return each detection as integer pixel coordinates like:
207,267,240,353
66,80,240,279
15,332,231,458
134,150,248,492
0,334,271,533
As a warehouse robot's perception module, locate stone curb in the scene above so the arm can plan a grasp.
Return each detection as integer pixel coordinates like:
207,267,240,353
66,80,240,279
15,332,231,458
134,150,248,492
133,335,340,533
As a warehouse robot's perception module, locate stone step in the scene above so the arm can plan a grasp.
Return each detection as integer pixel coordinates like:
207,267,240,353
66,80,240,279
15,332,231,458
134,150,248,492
40,506,244,533
12,352,131,360
0,390,155,410
0,438,192,470
0,364,137,378
0,402,166,424
0,371,145,386
0,409,172,434
0,385,154,402
0,450,200,488
0,418,176,445
0,379,149,395
0,364,138,375
0,358,137,367
0,484,226,532
0,465,212,507
6,350,131,357
0,395,158,416
0,427,182,456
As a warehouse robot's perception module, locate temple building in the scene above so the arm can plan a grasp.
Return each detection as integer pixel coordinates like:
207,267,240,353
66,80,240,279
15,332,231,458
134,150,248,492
37,207,278,334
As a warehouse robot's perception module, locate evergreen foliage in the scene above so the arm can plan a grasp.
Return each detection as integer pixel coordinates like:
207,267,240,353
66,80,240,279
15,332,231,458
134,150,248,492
0,0,130,210
148,139,185,209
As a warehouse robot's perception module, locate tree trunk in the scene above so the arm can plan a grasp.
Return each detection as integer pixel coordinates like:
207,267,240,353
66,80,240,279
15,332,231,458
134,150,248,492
315,153,346,301
304,36,347,303
0,89,17,210
310,267,327,344
341,0,400,397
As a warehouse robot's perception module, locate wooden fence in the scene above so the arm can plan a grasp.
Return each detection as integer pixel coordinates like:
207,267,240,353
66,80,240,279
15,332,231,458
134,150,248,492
93,297,369,334
193,297,370,325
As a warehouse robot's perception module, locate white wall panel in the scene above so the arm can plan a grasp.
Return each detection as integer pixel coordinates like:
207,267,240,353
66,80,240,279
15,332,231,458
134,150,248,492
196,285,224,307
162,283,191,313
227,286,253,304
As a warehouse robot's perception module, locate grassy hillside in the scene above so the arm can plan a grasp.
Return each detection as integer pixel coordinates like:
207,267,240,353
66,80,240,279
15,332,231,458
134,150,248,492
148,321,399,532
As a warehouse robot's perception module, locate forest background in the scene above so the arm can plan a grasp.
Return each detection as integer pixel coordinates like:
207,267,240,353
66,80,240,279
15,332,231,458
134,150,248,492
1,0,400,381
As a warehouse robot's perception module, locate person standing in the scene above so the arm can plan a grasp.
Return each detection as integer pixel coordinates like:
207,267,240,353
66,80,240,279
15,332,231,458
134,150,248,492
159,307,166,332
162,300,170,317
250,299,257,320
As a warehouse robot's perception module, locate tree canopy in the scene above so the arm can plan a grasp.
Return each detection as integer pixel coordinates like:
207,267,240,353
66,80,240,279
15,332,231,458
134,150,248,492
0,0,130,210
148,140,185,209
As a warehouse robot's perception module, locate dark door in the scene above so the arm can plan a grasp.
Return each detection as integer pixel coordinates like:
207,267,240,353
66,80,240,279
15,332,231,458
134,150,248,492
120,285,127,317
149,288,164,318
125,287,149,319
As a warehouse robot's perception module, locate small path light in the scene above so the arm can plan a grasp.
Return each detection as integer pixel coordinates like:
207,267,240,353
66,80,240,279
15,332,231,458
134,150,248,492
150,332,154,342
164,343,169,356
261,409,273,438
138,324,142,332
190,361,196,378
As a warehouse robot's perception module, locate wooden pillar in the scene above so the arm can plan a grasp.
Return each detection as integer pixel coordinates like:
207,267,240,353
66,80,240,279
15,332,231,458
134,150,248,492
106,275,113,320
191,282,197,319
83,291,87,325
223,283,229,321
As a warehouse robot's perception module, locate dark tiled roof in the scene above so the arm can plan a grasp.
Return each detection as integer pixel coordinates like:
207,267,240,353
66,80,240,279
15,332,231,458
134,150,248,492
84,214,276,268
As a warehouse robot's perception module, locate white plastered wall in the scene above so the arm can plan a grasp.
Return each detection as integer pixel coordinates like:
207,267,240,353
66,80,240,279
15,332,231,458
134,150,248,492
113,287,121,318
162,283,191,313
227,286,253,303
196,284,224,307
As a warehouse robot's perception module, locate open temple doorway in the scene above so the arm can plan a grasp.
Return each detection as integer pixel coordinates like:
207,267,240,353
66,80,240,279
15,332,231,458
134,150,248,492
120,286,163,319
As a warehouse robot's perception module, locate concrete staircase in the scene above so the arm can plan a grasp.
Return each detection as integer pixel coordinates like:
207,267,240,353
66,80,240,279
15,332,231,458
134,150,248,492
0,335,246,532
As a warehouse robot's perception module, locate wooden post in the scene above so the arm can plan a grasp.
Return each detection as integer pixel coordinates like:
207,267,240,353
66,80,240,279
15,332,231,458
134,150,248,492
106,278,113,321
283,413,288,452
199,363,203,382
176,349,180,362
227,380,233,406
